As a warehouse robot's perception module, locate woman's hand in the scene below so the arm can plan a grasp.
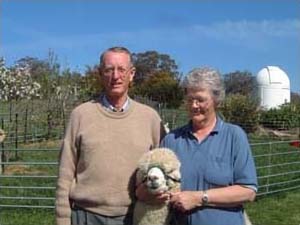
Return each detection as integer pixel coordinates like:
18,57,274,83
169,185,256,212
135,183,170,204
170,191,201,212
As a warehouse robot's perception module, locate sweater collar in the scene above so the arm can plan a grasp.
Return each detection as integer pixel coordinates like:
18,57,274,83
100,94,130,112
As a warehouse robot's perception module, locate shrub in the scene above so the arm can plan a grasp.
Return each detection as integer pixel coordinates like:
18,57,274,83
219,94,260,133
260,103,300,130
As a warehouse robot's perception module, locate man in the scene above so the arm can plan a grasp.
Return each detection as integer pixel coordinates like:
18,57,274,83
55,47,165,225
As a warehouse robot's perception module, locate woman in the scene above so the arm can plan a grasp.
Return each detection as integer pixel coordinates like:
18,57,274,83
161,67,257,225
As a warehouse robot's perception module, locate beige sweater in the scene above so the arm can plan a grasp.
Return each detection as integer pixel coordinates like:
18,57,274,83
55,98,164,225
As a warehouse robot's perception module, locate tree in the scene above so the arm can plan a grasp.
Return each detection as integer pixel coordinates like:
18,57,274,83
130,50,183,108
138,71,184,108
0,58,41,101
80,65,103,100
223,71,256,96
132,51,179,84
16,56,52,80
15,50,60,99
291,92,300,105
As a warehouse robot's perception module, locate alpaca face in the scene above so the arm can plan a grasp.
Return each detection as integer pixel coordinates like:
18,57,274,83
146,167,168,194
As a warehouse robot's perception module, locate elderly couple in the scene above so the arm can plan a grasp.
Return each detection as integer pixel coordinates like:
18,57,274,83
55,46,257,225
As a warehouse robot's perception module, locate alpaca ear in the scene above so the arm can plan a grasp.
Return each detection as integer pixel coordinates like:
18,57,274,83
170,170,181,180
166,170,181,188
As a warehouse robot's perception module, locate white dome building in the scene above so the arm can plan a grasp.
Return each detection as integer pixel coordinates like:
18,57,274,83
256,66,290,110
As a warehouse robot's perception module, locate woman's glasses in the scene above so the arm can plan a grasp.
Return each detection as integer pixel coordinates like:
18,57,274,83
185,96,209,107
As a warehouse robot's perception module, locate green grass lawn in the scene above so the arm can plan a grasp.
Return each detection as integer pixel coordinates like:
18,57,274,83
246,189,300,225
1,190,300,225
1,129,300,225
0,209,55,225
0,141,58,225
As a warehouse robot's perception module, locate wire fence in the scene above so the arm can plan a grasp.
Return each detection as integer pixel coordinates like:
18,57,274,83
0,140,300,211
0,147,58,216
1,99,300,224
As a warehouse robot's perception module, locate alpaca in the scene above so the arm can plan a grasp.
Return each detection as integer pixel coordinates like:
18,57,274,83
133,148,181,225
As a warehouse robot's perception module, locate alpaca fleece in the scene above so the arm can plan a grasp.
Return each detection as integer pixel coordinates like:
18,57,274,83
133,148,181,225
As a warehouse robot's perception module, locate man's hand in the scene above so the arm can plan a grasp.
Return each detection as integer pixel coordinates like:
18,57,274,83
135,183,170,204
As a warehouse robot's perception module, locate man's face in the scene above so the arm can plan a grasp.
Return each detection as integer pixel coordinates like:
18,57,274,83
100,51,135,98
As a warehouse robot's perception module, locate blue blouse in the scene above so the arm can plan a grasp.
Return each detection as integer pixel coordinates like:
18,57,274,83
160,117,257,225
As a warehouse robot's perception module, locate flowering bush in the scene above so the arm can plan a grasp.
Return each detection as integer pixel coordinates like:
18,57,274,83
0,58,41,101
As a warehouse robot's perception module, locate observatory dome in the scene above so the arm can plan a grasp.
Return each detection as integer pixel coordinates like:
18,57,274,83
256,66,290,110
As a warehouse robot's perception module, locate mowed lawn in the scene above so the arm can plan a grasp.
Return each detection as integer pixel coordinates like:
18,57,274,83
246,189,300,225
1,189,300,225
1,137,300,225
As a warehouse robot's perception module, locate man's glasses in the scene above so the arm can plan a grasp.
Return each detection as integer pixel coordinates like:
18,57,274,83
102,66,132,77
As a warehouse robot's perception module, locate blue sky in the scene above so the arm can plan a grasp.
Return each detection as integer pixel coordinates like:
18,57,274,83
1,0,300,93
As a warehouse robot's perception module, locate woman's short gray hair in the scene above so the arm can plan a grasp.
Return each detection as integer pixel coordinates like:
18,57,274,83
183,67,225,106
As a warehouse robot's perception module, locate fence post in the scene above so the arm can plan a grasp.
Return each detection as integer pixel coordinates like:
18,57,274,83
9,100,12,122
62,107,66,137
47,112,52,140
24,108,28,144
15,113,19,159
1,118,5,173
266,142,272,194
298,115,300,139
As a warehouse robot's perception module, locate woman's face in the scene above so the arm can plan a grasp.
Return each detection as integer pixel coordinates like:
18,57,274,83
185,88,216,126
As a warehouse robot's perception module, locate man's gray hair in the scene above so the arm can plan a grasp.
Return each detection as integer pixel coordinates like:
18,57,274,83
182,67,225,106
100,46,133,67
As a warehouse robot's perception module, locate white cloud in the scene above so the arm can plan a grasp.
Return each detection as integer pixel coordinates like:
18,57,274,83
192,19,300,39
3,19,300,59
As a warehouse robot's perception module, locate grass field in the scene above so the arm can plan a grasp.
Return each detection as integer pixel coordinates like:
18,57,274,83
1,104,300,225
1,140,300,225
1,209,55,225
1,190,300,225
0,141,58,225
246,189,300,225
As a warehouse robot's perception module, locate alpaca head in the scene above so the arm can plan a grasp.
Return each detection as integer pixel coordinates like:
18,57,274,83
145,167,168,194
137,148,181,194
